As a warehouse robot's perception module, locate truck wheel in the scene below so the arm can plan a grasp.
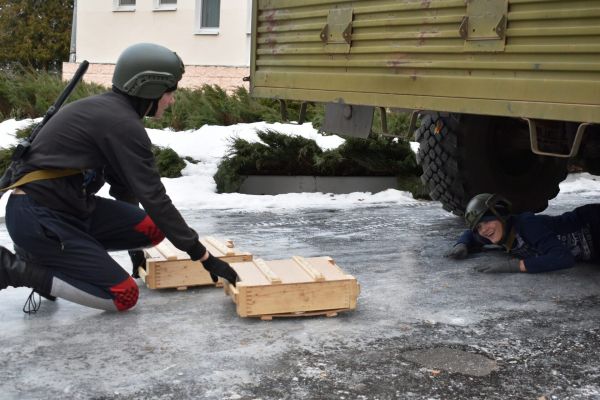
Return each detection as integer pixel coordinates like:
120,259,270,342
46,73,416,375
415,113,568,216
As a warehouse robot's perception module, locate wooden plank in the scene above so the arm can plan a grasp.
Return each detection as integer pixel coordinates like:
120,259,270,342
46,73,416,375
231,261,271,286
155,240,183,260
150,260,214,289
253,258,282,284
144,262,157,289
220,254,254,263
144,247,163,260
200,237,253,262
259,309,343,320
231,257,351,284
203,236,235,256
138,266,147,280
292,256,325,282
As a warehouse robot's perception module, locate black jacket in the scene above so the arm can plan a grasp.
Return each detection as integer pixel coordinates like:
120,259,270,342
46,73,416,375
12,91,206,259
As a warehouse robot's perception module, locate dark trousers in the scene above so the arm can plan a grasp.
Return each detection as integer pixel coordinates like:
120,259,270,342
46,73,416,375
574,204,600,262
5,194,164,310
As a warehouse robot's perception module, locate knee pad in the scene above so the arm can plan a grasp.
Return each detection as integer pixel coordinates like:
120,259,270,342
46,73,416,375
134,215,165,245
110,276,139,311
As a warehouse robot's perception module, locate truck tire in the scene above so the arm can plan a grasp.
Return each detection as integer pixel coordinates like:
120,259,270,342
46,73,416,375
415,113,568,216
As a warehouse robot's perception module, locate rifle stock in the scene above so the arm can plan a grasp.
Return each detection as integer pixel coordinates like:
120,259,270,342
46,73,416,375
12,60,90,161
0,60,90,194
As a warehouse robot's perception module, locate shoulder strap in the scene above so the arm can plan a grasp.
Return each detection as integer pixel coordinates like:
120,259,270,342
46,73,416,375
0,169,81,192
503,226,517,252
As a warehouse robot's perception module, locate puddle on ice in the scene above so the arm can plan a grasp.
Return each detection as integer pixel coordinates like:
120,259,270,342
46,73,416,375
401,347,498,377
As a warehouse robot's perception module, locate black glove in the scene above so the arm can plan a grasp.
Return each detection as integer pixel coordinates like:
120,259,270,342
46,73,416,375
129,250,146,278
201,254,238,286
445,243,469,260
474,258,521,273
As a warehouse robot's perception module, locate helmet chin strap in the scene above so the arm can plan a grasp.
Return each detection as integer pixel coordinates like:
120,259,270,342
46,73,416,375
487,201,514,249
113,86,159,118
500,224,516,251
144,99,159,117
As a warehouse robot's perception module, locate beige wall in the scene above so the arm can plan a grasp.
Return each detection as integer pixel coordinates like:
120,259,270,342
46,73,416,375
63,62,249,91
64,0,251,90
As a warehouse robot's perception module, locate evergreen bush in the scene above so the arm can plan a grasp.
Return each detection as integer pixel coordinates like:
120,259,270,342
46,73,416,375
0,134,186,179
214,130,425,197
0,145,187,179
15,124,33,139
151,145,187,178
0,147,14,177
0,67,106,120
144,85,283,130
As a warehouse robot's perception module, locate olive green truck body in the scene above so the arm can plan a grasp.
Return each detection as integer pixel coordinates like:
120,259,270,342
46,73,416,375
250,0,599,123
249,0,600,214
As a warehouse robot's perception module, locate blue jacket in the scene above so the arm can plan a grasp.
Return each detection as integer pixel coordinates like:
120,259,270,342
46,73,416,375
457,205,599,273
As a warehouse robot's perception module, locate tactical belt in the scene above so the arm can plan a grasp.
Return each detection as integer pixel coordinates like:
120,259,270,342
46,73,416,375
0,169,81,192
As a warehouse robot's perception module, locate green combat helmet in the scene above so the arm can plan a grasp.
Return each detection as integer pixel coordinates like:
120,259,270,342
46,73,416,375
112,43,184,99
464,193,512,232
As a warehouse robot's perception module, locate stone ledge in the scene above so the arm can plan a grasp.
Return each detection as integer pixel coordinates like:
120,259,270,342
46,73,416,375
238,176,399,195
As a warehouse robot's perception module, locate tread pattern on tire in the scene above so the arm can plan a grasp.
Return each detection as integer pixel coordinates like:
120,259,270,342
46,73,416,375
415,113,465,215
415,112,567,216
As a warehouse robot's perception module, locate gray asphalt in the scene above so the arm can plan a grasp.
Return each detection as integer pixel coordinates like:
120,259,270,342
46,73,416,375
0,190,599,400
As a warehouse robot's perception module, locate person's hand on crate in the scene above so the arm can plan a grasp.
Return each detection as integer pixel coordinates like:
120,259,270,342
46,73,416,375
201,253,238,286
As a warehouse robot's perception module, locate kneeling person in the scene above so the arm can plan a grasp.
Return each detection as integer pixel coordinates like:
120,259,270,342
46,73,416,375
0,43,237,312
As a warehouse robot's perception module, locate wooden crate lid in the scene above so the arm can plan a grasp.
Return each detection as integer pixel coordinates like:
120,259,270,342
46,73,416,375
231,256,355,286
201,236,239,257
145,237,250,261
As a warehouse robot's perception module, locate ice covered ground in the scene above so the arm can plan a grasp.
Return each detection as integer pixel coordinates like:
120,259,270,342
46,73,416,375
1,119,600,399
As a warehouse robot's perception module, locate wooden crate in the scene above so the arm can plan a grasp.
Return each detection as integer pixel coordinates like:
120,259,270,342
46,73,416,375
224,256,360,320
140,237,253,290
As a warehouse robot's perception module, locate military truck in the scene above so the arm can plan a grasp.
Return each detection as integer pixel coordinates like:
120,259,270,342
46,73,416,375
248,0,600,215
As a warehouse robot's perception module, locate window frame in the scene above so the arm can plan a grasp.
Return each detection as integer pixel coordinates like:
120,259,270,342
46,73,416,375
246,0,252,35
154,0,177,11
113,0,136,12
194,0,221,35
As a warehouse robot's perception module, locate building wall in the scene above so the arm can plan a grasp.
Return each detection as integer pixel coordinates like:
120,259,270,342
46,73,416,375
62,63,249,91
63,0,251,91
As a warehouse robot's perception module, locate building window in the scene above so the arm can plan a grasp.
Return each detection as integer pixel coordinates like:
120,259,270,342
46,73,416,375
113,0,135,11
246,0,252,35
195,0,220,34
154,0,177,11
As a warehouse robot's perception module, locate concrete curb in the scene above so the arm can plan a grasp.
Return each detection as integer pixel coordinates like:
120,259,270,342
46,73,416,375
238,175,398,194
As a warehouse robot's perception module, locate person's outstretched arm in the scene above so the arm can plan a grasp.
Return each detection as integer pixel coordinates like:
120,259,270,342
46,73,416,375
445,230,489,259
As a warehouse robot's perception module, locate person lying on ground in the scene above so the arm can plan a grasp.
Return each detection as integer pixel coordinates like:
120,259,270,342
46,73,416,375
445,193,600,273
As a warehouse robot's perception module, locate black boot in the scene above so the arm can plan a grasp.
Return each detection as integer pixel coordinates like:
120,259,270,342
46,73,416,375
0,246,50,292
129,249,146,279
0,246,53,314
